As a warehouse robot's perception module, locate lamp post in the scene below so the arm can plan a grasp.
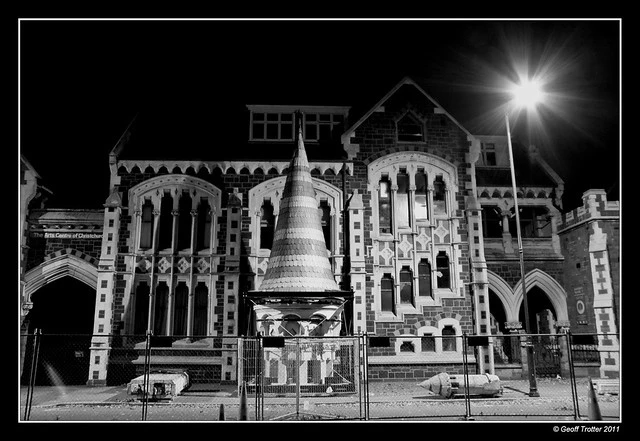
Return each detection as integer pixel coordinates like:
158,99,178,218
505,79,541,397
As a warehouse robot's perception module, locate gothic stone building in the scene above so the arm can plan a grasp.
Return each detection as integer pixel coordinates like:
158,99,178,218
20,77,620,385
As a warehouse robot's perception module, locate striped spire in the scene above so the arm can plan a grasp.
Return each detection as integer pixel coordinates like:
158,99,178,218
258,113,341,292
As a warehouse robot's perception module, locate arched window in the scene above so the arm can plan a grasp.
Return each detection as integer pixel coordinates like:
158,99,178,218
280,315,301,336
193,282,208,336
381,274,395,313
173,282,188,336
418,259,432,297
421,334,436,352
134,282,150,335
260,199,275,250
400,341,415,352
158,192,174,250
319,199,332,251
414,169,428,220
396,169,410,227
177,191,192,251
399,266,413,305
378,176,392,234
442,325,457,352
436,251,450,289
140,199,154,250
154,282,169,336
433,175,446,215
196,198,211,251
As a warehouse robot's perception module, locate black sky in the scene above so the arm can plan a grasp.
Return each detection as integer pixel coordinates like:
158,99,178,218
18,19,621,210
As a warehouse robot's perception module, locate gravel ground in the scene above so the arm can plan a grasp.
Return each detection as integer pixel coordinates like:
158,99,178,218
20,377,620,422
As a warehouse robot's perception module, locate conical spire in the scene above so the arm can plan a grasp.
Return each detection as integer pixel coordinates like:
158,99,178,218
258,112,342,292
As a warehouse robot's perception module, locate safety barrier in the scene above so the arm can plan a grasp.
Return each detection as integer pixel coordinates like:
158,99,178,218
19,331,620,422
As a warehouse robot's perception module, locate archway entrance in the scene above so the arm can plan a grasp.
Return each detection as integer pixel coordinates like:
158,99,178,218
21,277,96,385
518,286,557,334
489,289,520,365
518,286,561,377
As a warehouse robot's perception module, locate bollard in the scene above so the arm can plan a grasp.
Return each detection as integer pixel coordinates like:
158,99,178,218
419,372,502,398
587,378,603,421
239,381,248,421
219,403,225,421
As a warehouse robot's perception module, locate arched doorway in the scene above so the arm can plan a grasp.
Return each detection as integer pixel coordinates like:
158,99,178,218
518,286,557,334
21,277,96,385
489,289,519,364
518,286,561,377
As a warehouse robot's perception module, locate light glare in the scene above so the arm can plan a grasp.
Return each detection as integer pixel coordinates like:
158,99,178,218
511,79,543,109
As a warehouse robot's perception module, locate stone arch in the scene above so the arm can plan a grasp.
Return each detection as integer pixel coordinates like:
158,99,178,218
248,175,343,257
486,270,519,322
24,251,98,302
513,268,569,322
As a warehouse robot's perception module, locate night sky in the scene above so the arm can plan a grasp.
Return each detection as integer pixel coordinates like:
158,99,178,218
18,19,621,211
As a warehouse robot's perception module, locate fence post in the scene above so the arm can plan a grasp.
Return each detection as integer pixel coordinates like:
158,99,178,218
565,331,580,420
23,328,41,421
462,333,473,420
141,330,152,421
256,334,263,421
363,334,370,421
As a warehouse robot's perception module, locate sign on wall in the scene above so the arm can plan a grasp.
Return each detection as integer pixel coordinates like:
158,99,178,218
30,231,103,239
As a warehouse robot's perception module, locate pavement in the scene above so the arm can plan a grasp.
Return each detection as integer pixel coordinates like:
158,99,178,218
20,377,617,406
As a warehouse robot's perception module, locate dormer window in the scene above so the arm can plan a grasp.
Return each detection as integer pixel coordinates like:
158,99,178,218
251,112,294,141
303,113,344,142
248,105,349,143
481,142,497,166
397,112,424,142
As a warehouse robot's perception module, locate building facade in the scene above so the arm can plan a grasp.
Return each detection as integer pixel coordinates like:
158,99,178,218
20,77,620,385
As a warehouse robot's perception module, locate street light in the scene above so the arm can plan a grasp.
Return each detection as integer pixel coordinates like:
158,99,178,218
505,79,542,397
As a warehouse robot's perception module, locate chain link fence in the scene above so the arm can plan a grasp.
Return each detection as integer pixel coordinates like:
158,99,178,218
19,331,620,422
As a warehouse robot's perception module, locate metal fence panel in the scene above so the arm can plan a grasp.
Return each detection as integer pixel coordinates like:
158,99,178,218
19,331,620,422
238,336,365,421
364,335,473,421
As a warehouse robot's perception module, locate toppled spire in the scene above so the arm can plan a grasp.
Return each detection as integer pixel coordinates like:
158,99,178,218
258,112,341,292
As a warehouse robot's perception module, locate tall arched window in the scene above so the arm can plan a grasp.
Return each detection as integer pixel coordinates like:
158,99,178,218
177,191,192,251
154,282,169,336
260,199,275,249
140,199,154,250
414,169,428,220
396,169,410,227
436,251,450,289
381,274,395,312
193,282,208,336
173,282,188,336
418,259,432,297
378,176,392,234
319,199,332,251
399,266,413,305
196,198,211,251
433,175,446,215
158,192,174,250
134,282,150,335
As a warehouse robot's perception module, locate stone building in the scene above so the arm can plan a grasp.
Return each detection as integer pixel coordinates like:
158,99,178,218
20,76,619,385
557,189,620,378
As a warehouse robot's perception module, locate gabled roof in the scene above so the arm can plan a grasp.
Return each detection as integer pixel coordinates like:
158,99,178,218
341,76,473,143
21,154,41,179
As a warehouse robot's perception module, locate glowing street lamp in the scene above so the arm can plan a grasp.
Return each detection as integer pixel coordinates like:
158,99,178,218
505,78,542,397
